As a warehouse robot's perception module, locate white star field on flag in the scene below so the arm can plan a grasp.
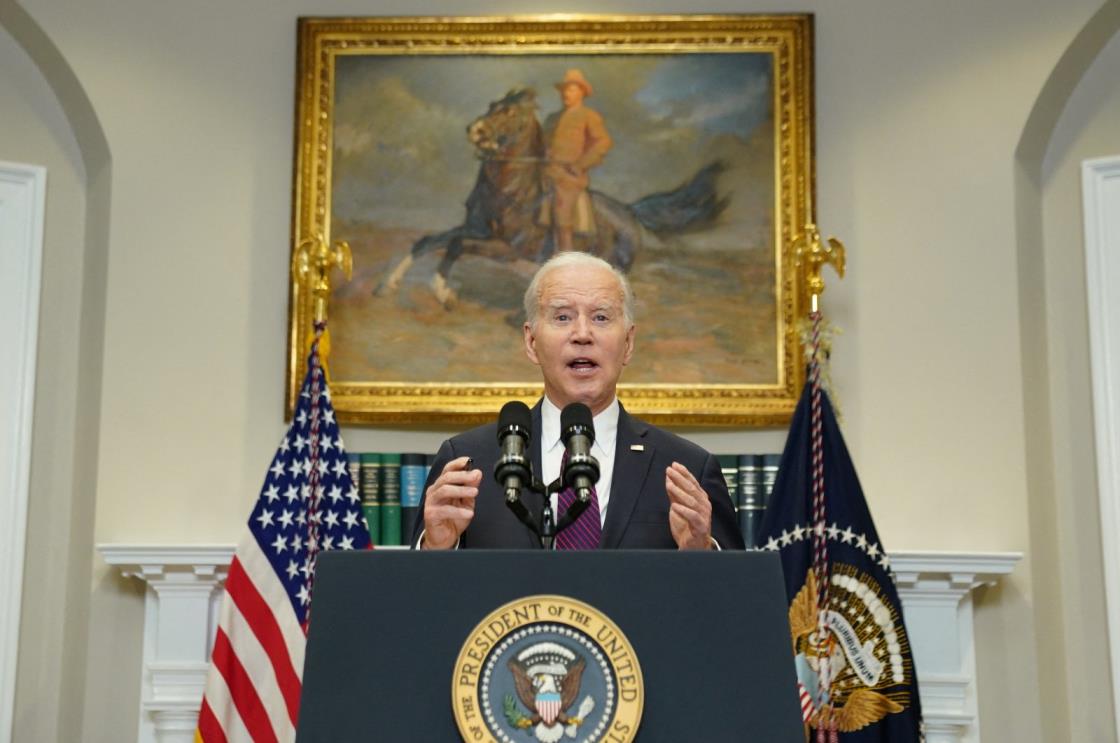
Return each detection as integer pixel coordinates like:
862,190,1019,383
247,377,368,622
762,521,893,573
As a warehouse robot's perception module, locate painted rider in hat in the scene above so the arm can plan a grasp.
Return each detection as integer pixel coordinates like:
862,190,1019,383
541,69,613,253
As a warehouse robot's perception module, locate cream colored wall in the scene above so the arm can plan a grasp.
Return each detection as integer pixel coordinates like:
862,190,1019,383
5,0,1119,739
1039,25,1120,742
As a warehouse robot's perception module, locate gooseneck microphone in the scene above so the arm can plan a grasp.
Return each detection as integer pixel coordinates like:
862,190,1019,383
494,400,600,548
495,400,533,502
560,402,600,502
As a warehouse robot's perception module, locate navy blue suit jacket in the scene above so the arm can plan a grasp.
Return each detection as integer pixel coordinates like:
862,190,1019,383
412,402,744,549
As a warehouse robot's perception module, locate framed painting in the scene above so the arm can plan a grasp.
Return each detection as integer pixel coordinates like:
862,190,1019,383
289,15,815,425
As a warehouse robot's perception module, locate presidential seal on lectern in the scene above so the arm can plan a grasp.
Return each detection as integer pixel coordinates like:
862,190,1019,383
453,595,644,743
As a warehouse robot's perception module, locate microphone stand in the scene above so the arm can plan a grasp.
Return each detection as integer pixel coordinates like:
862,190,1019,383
505,478,591,550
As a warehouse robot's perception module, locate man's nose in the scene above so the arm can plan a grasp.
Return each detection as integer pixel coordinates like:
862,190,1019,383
571,316,593,342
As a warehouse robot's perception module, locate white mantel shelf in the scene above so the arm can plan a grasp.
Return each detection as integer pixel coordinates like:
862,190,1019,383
100,545,1019,743
890,551,1020,585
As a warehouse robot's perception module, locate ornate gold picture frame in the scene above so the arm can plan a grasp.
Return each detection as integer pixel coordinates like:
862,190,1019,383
289,15,815,425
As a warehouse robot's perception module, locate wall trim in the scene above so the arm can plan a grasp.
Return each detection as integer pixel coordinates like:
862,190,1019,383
1082,153,1120,741
0,161,47,742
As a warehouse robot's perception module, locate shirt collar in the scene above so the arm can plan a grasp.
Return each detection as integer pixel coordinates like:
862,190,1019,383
541,397,619,458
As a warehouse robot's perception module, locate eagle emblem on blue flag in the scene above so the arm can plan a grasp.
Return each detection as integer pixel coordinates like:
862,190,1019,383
788,566,910,731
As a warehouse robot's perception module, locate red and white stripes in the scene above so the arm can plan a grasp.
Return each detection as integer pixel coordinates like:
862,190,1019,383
798,681,814,722
195,536,305,743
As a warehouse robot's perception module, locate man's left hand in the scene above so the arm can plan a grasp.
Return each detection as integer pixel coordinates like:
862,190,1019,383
665,462,713,550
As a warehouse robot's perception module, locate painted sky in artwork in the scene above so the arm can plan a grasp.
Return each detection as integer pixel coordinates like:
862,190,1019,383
331,53,772,229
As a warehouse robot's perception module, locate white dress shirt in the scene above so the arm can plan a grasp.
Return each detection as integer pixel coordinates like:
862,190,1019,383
539,396,619,528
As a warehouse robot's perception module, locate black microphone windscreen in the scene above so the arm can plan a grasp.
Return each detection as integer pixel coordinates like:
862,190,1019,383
560,402,595,444
498,400,533,440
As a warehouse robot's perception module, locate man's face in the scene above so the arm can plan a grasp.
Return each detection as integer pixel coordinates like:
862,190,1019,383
524,264,635,415
560,83,585,109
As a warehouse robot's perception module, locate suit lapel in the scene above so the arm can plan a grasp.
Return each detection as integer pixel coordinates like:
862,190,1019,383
531,400,544,503
521,400,545,540
600,405,653,549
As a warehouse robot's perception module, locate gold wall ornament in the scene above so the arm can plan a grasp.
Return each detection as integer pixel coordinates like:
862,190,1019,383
292,233,353,326
793,223,846,312
288,14,816,425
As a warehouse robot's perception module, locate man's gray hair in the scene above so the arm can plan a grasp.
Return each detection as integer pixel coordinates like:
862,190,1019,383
523,252,634,329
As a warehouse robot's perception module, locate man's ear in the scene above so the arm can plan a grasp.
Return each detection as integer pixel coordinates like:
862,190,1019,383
622,324,635,366
524,322,540,365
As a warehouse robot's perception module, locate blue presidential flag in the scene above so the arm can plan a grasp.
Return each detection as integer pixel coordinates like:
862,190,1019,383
759,382,923,741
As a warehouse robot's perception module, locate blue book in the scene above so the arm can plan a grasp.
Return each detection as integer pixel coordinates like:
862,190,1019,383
400,453,427,546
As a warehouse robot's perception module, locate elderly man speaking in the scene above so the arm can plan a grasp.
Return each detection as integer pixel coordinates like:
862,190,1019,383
413,253,743,551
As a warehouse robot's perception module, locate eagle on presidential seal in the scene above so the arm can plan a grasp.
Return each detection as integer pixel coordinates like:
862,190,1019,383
505,642,596,742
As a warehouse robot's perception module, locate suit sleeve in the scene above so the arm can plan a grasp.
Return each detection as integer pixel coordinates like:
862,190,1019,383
701,453,746,550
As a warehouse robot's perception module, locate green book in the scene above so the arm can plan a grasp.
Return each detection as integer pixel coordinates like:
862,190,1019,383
380,452,402,546
359,453,382,545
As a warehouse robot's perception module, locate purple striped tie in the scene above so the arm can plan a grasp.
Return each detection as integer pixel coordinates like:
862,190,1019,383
554,451,601,550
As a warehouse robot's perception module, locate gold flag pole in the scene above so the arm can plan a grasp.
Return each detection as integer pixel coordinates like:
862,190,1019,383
791,221,847,739
793,222,846,314
292,233,353,373
293,232,353,326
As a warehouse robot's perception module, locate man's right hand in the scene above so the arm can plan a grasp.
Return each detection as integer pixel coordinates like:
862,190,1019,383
420,456,481,549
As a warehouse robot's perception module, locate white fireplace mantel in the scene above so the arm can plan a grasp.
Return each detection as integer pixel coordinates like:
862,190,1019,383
102,546,233,743
99,545,1018,743
890,551,1020,743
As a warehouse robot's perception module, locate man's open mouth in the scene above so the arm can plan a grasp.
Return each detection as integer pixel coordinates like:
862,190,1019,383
568,358,598,371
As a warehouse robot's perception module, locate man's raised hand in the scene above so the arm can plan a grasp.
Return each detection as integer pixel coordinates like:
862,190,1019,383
665,462,714,550
421,457,481,549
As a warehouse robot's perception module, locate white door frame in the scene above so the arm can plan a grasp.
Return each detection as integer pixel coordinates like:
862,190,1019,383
1083,154,1120,739
0,161,46,742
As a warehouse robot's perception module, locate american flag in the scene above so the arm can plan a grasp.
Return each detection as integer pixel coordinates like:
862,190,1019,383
196,334,371,742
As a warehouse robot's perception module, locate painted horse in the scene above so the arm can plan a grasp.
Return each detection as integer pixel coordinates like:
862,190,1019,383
377,87,728,308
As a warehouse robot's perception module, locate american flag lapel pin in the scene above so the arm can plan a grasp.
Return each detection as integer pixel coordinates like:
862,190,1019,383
630,444,644,452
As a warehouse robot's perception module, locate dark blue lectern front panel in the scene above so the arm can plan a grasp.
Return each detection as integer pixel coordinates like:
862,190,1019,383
299,550,802,742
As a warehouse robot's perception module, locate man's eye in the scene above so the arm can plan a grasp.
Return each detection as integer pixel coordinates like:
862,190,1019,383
554,313,570,322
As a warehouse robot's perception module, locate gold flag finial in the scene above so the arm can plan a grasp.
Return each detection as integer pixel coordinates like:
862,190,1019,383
793,223,846,313
292,232,353,325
